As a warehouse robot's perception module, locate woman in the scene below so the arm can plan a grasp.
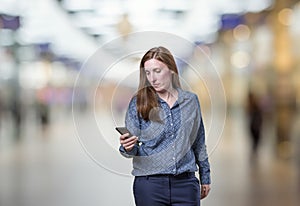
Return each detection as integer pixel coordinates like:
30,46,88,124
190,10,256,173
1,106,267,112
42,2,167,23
119,46,211,206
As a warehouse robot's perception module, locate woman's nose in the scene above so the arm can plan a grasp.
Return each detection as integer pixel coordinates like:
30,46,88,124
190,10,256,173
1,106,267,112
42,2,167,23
148,73,156,82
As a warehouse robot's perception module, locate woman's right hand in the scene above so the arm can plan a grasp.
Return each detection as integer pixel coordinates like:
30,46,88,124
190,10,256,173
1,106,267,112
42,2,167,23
120,133,138,152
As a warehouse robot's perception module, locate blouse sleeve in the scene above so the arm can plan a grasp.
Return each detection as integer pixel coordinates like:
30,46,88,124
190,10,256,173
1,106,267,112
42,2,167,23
119,97,140,158
192,95,211,185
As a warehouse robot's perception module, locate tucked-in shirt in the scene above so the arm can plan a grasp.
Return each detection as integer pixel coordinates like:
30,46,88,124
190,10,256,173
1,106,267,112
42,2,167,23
119,88,211,185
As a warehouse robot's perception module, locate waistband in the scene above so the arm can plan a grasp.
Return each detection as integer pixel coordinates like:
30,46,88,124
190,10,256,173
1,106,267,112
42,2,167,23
136,172,195,179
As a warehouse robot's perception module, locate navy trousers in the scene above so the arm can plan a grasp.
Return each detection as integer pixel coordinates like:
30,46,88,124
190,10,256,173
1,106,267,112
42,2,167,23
133,172,200,206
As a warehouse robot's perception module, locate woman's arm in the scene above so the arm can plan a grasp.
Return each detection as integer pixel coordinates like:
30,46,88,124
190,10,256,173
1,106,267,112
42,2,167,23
192,118,211,185
119,97,141,157
191,95,211,185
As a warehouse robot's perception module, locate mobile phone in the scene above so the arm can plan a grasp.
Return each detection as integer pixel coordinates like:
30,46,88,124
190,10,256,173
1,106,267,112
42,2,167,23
115,127,133,138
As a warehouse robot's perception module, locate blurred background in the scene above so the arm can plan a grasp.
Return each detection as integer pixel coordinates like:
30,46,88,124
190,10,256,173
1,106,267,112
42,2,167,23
0,0,300,206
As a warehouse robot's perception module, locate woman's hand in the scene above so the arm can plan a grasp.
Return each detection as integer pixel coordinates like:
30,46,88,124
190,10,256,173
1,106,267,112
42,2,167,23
201,184,211,199
120,133,139,152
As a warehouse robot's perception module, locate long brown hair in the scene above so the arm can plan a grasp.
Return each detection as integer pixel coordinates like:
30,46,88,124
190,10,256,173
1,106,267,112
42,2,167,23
137,46,181,121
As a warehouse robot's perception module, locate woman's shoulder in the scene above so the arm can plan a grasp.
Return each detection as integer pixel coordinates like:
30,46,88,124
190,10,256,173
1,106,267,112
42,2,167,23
178,89,198,100
126,96,138,118
127,95,137,104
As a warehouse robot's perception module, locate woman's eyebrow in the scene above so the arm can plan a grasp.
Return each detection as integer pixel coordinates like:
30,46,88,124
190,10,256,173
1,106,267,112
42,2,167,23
144,67,161,71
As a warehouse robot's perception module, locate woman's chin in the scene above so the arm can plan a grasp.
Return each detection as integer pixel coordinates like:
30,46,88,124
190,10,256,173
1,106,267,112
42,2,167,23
154,88,167,94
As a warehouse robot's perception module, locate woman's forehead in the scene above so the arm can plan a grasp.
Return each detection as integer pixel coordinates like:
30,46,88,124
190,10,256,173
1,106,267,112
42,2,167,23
144,59,167,70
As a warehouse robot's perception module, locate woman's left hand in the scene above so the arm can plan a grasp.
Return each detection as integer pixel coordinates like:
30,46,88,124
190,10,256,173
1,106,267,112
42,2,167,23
201,184,211,199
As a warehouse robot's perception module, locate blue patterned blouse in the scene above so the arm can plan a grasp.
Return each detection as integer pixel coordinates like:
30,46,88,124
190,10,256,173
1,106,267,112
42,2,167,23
119,88,211,185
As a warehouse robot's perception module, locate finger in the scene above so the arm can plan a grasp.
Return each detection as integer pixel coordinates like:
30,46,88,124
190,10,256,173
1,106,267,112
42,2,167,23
121,136,138,144
200,190,205,199
122,136,138,147
201,192,207,199
124,144,135,151
120,135,136,144
120,133,130,140
123,140,137,151
120,134,133,145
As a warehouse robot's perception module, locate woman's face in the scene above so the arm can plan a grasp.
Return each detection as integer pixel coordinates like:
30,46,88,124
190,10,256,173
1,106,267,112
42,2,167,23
144,58,173,93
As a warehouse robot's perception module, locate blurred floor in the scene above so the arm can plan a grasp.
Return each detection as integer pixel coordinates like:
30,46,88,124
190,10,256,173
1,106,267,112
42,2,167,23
0,107,299,206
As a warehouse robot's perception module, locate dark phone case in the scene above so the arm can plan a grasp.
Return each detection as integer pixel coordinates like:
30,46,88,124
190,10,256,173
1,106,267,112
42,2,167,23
115,127,133,138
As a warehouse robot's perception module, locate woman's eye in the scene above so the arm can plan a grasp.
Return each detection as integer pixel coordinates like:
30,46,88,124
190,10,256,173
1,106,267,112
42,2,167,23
155,69,161,73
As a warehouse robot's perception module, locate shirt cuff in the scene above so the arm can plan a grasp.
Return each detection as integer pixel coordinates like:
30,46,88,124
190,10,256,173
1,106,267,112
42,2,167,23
199,171,211,185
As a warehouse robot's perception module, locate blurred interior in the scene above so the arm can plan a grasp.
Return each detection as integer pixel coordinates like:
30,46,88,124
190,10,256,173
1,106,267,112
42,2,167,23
0,0,300,206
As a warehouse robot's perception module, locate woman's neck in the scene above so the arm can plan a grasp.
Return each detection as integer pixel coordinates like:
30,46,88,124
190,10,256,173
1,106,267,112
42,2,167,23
157,88,178,107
